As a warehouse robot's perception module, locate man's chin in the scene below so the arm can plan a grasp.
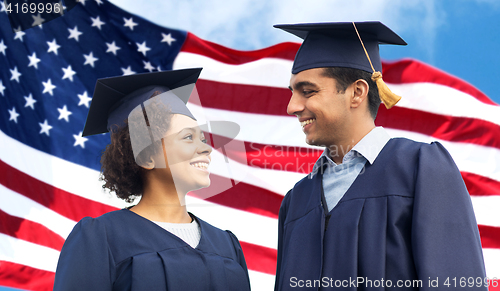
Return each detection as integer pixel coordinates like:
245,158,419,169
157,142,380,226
305,136,321,147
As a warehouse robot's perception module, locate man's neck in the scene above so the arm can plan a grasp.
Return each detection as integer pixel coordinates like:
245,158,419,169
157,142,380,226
328,124,375,164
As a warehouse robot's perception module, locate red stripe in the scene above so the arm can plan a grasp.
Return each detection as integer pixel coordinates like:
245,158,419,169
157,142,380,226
240,241,277,275
463,172,500,196
479,225,500,249
181,32,299,64
376,106,500,150
196,79,290,115
382,59,497,106
489,280,500,291
195,80,500,151
189,174,283,219
0,210,64,251
0,159,118,222
0,261,54,291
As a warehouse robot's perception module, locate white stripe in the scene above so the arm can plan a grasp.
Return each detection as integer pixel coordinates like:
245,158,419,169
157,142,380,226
386,129,500,184
0,233,59,273
186,196,278,249
483,248,500,278
0,129,132,209
390,83,500,126
175,52,499,126
174,51,292,89
470,196,500,228
248,270,275,291
0,184,76,239
187,102,316,149
208,146,304,196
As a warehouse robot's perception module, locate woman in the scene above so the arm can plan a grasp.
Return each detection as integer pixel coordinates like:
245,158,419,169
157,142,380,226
53,69,251,290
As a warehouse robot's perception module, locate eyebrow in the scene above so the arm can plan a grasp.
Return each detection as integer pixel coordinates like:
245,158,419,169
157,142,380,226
289,81,319,92
176,127,197,135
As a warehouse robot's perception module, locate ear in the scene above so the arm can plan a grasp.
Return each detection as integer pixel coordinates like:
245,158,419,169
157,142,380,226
138,156,155,170
350,79,369,109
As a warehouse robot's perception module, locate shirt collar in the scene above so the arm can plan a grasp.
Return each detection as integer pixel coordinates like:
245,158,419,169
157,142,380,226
311,127,390,175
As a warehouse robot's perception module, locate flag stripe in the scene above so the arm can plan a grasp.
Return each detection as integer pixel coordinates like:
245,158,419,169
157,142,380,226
0,234,59,273
0,184,75,240
185,196,278,249
0,158,118,222
382,59,497,106
191,174,282,219
0,130,130,210
248,270,276,291
471,196,500,228
479,225,500,249
483,249,500,278
377,106,500,150
388,83,500,126
387,129,500,183
0,210,64,252
181,32,299,64
0,261,54,291
463,172,500,196
240,241,277,276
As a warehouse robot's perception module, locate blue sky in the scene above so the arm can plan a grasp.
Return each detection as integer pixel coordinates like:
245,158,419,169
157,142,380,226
1,1,498,290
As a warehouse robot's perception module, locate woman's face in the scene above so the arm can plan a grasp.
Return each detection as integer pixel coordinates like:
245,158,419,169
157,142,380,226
161,114,212,194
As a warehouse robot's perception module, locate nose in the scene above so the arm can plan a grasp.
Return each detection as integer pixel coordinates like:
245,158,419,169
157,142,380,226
198,138,213,155
287,91,304,116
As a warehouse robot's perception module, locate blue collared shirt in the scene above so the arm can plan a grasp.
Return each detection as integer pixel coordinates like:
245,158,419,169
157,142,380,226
311,127,391,212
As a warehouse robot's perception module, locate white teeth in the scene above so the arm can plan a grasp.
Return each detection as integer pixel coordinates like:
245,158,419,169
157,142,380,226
300,119,315,127
191,162,209,170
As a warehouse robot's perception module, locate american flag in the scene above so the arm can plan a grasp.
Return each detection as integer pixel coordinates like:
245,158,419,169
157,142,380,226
1,1,499,291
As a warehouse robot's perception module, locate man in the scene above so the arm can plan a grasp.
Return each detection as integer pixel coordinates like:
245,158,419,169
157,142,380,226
274,22,487,290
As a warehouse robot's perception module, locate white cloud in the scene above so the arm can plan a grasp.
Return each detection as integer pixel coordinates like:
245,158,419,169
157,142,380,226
111,0,445,59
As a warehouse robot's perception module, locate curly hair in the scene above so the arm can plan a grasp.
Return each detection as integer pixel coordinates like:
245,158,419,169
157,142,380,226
99,91,173,202
322,67,381,119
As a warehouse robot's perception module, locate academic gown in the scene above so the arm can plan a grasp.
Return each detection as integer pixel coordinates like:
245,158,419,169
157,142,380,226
275,139,487,291
53,209,251,291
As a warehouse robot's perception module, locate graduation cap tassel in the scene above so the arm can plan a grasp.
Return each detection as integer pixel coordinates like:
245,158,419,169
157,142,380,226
352,22,401,109
371,71,401,109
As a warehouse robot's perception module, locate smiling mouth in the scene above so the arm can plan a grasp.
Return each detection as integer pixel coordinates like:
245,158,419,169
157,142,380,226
300,118,316,128
190,162,209,170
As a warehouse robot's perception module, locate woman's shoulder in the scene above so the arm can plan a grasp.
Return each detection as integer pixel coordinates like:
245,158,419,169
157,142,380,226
69,209,145,244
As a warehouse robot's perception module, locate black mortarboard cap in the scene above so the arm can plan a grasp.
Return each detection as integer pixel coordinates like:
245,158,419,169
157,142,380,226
82,68,202,137
274,21,406,74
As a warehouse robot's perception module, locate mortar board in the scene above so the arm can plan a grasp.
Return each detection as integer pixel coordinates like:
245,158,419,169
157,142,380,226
82,68,201,137
274,21,407,108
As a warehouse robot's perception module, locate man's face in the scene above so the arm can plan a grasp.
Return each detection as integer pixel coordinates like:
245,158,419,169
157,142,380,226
288,68,352,148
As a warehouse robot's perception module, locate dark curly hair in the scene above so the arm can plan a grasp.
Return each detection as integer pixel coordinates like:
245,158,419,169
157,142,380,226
322,67,380,119
100,91,173,202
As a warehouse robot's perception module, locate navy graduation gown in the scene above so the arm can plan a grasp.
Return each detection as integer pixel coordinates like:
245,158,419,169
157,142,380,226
275,139,487,290
53,209,251,291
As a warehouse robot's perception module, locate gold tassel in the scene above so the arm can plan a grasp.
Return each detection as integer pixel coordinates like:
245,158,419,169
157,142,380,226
352,22,402,109
371,71,401,109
